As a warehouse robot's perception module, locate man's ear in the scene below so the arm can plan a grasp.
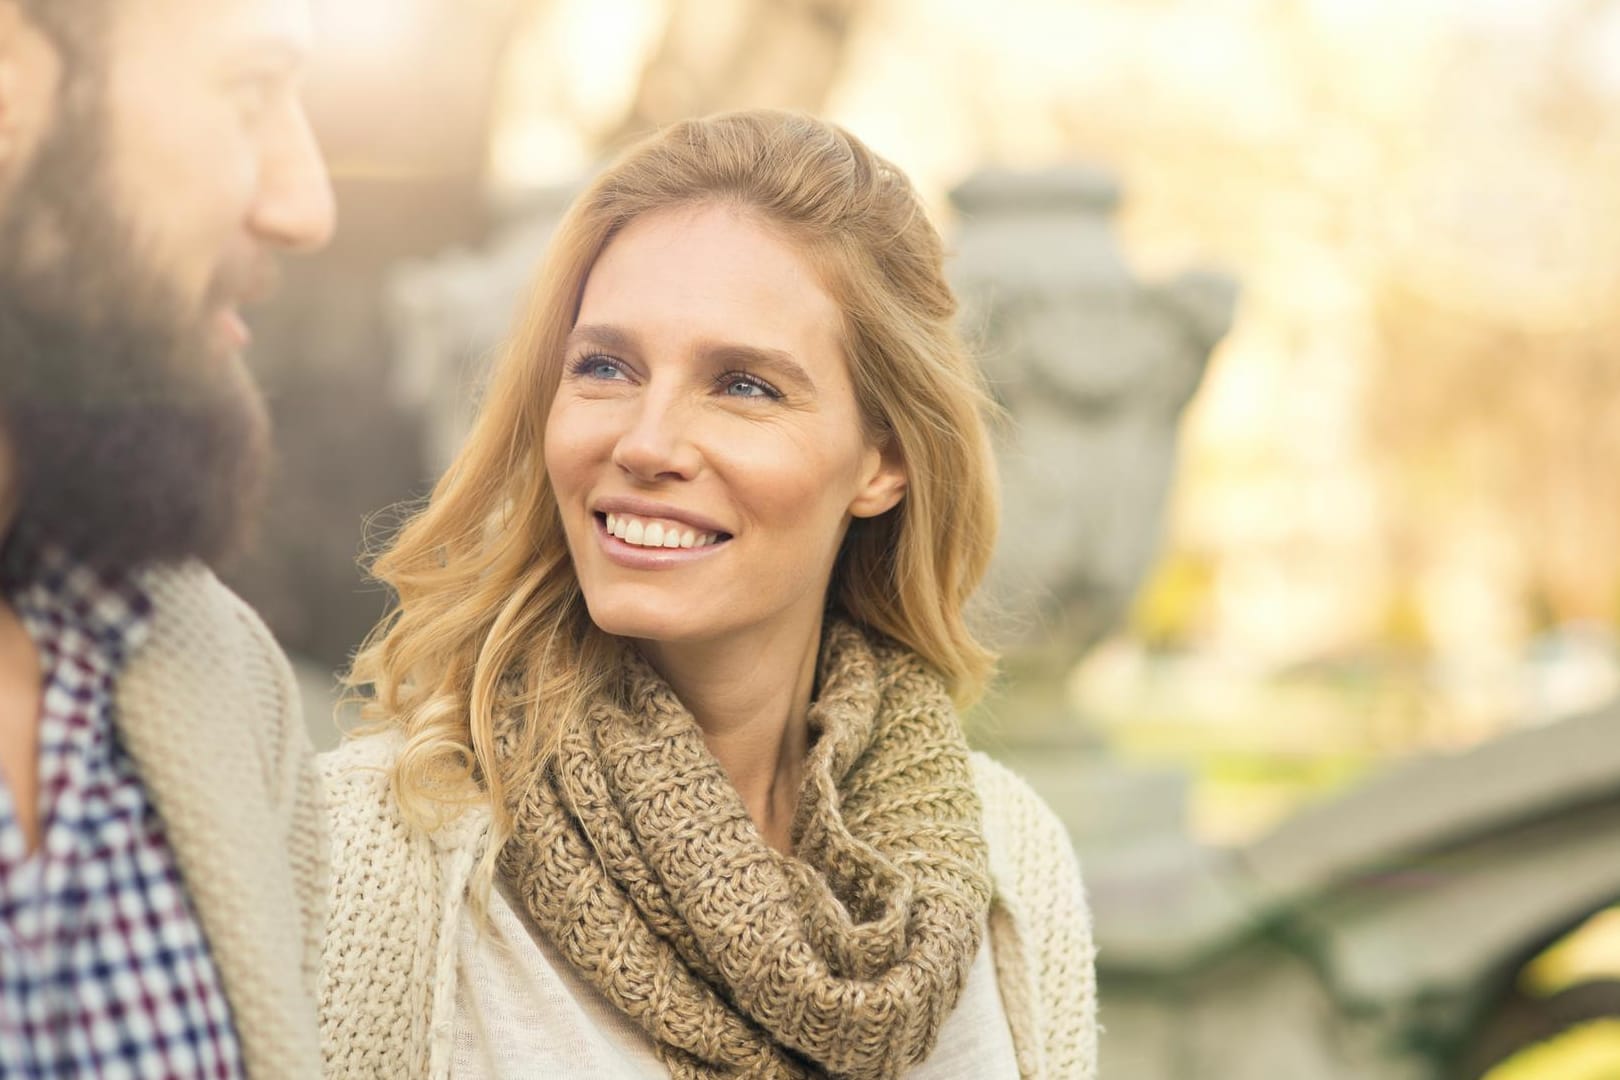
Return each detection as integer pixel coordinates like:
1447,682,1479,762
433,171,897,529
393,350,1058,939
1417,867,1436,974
849,439,908,520
0,3,25,165
0,3,61,173
0,3,18,165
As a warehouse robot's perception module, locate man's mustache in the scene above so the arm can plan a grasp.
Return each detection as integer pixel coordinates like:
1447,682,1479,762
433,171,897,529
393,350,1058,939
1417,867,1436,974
206,251,282,313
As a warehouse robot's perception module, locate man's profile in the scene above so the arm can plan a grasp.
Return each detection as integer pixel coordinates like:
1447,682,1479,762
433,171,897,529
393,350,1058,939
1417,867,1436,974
0,0,334,1074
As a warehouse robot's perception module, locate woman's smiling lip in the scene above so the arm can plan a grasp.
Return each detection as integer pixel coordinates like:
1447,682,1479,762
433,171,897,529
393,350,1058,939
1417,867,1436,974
593,512,729,569
591,495,732,537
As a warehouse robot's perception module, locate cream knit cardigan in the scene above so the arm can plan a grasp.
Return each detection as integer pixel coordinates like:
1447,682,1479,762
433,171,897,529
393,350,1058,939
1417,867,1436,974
118,564,327,1079
319,731,1098,1079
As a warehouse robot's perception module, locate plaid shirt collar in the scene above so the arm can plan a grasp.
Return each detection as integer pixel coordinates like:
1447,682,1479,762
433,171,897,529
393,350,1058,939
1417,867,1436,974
0,540,154,668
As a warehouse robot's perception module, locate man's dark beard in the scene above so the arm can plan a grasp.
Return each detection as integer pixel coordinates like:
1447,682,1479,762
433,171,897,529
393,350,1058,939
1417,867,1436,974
0,87,271,574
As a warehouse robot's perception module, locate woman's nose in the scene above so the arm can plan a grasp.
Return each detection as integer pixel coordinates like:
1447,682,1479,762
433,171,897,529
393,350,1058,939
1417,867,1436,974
610,396,701,482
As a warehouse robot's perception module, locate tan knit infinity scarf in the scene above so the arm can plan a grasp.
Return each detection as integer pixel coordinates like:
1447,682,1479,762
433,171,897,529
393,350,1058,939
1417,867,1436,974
496,619,993,1079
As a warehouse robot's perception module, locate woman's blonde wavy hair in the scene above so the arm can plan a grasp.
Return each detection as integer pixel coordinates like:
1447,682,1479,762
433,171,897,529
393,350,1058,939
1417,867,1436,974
348,109,1002,853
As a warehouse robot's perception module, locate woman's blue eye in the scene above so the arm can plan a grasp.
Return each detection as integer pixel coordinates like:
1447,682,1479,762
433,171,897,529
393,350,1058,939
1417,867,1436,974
572,355,626,380
719,372,781,400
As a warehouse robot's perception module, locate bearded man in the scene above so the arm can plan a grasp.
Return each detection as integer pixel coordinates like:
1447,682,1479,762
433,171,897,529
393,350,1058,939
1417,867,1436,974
0,0,335,1075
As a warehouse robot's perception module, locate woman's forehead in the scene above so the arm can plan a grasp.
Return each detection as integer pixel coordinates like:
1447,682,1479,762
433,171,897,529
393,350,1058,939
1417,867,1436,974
576,204,845,365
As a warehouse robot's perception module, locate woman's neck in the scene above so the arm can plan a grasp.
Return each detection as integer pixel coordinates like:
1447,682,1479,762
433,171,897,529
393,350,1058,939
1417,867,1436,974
638,613,823,853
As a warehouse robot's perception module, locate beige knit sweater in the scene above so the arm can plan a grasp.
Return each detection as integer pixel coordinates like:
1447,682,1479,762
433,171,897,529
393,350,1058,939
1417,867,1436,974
319,731,1098,1079
118,564,327,1079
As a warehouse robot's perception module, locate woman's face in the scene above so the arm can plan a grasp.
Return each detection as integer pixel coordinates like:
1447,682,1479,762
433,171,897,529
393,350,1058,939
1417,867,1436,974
545,202,905,652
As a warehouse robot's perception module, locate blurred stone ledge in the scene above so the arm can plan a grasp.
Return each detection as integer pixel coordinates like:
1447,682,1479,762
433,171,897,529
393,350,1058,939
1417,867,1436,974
1083,698,1620,1079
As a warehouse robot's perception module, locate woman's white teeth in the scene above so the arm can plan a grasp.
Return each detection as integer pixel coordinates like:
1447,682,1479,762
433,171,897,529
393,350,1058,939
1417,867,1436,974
605,513,717,549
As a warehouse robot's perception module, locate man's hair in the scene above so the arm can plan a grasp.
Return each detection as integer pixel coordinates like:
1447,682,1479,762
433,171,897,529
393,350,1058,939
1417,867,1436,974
14,0,111,76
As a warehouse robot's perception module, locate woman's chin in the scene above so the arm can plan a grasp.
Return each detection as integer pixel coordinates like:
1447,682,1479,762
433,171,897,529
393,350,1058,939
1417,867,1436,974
583,597,715,645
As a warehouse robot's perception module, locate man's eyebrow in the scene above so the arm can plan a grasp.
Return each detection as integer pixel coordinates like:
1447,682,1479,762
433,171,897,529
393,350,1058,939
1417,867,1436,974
229,39,309,72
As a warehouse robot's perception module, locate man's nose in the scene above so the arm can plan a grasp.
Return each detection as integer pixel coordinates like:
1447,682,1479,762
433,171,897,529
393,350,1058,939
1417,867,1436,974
249,99,336,253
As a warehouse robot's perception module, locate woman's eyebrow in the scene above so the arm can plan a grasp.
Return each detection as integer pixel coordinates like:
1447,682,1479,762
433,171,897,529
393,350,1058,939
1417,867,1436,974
564,324,638,355
566,325,817,390
697,342,816,391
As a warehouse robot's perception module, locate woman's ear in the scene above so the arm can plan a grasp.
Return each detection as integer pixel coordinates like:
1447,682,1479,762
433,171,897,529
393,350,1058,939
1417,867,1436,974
849,440,908,519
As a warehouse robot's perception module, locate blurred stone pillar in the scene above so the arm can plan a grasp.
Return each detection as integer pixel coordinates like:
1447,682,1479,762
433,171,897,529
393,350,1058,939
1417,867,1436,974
951,168,1235,713
949,167,1235,842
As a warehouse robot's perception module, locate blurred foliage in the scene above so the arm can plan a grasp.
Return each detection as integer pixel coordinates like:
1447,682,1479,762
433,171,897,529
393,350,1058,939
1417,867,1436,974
1483,1021,1620,1080
1092,0,1620,677
1527,909,1620,997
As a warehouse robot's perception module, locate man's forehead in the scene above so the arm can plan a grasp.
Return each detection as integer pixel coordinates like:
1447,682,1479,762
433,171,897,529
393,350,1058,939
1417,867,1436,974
124,0,313,61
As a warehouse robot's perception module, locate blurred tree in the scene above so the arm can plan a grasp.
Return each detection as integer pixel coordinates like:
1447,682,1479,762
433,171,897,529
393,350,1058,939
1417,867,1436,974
604,0,863,147
1360,0,1620,637
1044,0,1620,718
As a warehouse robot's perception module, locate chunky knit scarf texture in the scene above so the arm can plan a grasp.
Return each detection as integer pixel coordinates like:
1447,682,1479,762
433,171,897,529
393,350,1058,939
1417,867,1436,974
495,619,993,1079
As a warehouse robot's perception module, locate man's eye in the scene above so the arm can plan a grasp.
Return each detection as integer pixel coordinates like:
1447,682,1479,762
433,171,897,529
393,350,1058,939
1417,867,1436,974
230,76,279,124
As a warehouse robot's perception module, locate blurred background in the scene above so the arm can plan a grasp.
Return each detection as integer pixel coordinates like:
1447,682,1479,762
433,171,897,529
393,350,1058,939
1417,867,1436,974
236,0,1620,1075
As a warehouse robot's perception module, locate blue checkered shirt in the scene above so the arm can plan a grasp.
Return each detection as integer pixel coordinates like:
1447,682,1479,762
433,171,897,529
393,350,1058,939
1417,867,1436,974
0,545,244,1078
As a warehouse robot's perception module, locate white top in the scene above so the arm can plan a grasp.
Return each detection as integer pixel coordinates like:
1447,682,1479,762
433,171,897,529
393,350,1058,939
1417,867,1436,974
322,740,1097,1079
451,878,1022,1079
